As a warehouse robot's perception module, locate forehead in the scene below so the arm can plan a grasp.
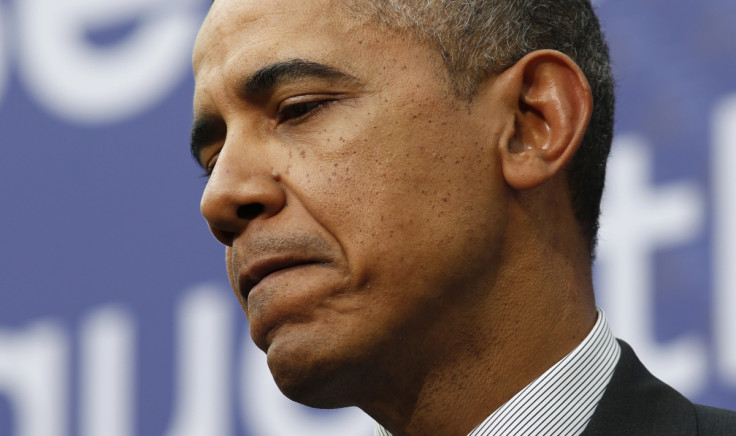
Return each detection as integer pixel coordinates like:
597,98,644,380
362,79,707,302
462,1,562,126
193,0,369,81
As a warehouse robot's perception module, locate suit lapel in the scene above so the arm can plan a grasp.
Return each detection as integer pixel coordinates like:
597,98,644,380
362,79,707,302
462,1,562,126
581,341,697,436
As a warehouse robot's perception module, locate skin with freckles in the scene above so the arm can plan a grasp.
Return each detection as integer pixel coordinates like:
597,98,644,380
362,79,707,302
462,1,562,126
192,1,597,435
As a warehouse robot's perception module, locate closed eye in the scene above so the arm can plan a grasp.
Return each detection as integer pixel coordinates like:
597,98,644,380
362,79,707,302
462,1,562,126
200,151,220,179
277,99,335,123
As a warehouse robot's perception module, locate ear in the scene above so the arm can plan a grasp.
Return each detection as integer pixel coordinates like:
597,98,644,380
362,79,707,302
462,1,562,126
496,50,593,190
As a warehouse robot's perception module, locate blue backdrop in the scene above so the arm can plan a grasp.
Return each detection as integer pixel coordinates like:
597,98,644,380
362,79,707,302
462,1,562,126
0,1,734,435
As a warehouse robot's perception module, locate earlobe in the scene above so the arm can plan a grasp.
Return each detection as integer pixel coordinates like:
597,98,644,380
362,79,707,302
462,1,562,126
499,50,593,191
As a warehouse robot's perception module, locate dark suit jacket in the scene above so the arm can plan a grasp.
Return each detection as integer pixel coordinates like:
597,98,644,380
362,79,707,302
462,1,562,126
581,341,736,435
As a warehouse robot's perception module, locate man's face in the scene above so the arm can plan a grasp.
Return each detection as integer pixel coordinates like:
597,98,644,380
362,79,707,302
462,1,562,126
193,0,512,406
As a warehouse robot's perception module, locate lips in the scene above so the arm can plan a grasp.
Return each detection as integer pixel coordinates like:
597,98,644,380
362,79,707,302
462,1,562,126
238,256,326,299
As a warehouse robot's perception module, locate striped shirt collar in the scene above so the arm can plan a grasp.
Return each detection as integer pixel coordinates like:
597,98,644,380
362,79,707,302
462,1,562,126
375,309,621,436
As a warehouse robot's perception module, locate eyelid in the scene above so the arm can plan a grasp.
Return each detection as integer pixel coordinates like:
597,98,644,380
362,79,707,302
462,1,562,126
277,93,338,111
276,93,347,125
202,149,221,177
198,92,352,177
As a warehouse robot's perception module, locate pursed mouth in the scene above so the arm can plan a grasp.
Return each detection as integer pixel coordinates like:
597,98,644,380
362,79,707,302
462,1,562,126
238,257,327,298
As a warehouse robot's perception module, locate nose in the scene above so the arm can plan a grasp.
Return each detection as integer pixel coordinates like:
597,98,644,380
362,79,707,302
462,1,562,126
200,150,286,246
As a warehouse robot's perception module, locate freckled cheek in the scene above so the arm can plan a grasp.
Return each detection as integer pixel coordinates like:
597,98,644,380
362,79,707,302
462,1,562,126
280,111,483,241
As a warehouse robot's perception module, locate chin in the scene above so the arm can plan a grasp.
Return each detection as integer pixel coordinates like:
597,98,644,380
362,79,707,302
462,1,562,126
264,330,368,409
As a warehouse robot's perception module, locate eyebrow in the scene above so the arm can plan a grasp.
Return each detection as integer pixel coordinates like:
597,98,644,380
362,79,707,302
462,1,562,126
238,59,360,99
190,59,361,167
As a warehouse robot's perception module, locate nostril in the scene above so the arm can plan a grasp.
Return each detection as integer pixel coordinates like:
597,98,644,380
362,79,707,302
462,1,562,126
237,203,265,220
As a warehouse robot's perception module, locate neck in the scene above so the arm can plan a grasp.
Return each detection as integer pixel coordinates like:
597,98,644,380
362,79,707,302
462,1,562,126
362,226,597,436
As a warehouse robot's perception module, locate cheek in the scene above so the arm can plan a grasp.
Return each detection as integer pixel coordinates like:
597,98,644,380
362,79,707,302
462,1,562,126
300,130,500,280
276,93,505,286
225,247,234,289
226,247,249,312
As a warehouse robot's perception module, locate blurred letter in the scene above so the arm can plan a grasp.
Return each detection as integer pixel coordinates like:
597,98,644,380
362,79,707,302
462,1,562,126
0,2,8,107
597,136,707,396
80,307,135,436
714,94,736,386
16,0,201,124
0,322,69,436
165,285,233,436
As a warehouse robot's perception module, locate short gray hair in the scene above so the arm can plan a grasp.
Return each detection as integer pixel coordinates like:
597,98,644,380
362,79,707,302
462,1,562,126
355,0,615,256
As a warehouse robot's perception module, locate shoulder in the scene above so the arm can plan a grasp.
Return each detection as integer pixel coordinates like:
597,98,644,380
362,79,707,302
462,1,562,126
582,340,696,435
583,340,736,435
695,404,736,434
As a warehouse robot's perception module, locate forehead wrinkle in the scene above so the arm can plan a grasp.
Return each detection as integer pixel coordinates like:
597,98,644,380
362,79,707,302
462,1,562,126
193,0,268,75
193,0,378,82
192,0,383,122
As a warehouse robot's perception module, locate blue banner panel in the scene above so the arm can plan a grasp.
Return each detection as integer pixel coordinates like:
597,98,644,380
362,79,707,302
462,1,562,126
0,1,734,435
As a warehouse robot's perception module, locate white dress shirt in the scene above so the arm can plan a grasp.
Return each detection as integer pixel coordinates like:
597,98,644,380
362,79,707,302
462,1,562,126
375,309,621,436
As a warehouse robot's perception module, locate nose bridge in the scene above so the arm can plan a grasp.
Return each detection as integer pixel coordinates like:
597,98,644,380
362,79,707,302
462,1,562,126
200,133,286,245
